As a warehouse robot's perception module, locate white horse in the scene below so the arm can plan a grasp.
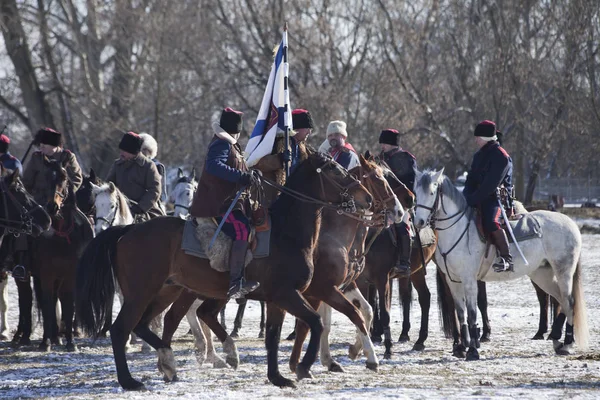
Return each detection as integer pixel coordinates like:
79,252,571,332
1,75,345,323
413,169,588,360
0,274,9,340
91,182,133,234
168,168,197,219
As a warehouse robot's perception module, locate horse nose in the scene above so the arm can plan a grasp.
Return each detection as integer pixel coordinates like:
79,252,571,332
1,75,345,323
416,218,425,228
365,194,373,206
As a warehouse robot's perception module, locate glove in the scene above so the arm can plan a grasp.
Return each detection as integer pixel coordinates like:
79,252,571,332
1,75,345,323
239,169,262,186
280,149,292,164
130,203,144,215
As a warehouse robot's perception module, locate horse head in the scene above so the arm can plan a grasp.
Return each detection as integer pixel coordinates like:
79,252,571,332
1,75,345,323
170,169,197,219
284,151,373,215
76,168,98,216
42,157,69,217
91,181,132,234
0,169,51,237
413,168,447,229
352,154,403,227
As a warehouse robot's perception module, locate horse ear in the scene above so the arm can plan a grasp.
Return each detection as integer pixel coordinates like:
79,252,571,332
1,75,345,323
364,150,373,161
90,182,101,195
358,153,367,165
177,168,184,179
434,168,445,184
89,168,97,183
190,167,196,181
108,181,116,193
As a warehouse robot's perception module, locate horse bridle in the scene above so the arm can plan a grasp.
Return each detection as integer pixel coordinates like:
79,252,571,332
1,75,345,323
96,193,121,228
0,180,44,236
356,166,398,227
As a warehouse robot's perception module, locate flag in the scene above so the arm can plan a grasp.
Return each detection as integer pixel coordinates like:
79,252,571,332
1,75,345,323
245,30,292,167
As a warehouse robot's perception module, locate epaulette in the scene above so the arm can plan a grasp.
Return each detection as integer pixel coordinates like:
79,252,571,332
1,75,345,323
498,146,510,158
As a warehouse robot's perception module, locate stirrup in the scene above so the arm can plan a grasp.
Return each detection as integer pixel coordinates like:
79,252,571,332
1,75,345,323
492,257,513,273
391,263,411,277
12,265,28,281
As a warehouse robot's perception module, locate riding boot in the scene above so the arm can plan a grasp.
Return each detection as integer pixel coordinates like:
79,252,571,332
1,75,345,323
490,229,514,272
227,240,260,299
390,225,412,277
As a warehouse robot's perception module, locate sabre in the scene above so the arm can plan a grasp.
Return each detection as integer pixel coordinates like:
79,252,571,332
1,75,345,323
208,185,247,250
498,197,529,266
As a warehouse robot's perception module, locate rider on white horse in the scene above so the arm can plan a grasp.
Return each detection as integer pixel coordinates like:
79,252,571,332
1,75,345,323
463,120,514,272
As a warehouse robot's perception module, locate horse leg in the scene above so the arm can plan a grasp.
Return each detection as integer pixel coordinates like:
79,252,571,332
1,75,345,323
374,277,392,359
411,270,430,351
99,293,114,338
323,287,378,371
39,280,57,352
59,288,77,352
201,316,228,368
318,302,345,372
219,305,227,332
230,298,247,338
398,277,412,343
531,280,549,340
345,286,374,363
477,281,491,342
196,299,237,369
264,301,295,388
0,278,9,340
368,284,383,343
13,277,32,345
259,300,266,338
289,296,321,375
446,279,477,360
463,278,480,361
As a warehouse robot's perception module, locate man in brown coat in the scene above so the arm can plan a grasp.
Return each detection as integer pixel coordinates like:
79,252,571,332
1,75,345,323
190,107,260,299
106,131,164,220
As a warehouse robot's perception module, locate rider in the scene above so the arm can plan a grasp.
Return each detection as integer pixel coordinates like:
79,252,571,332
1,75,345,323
190,107,260,299
464,120,514,272
318,120,360,170
12,127,84,280
139,133,168,211
0,134,23,174
106,131,165,221
379,128,417,276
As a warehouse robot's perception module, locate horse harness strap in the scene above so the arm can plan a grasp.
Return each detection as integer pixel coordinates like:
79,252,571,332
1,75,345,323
0,180,38,236
97,193,121,228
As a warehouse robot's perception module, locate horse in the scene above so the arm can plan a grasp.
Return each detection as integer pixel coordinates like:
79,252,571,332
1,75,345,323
30,161,95,351
76,152,374,390
289,156,408,374
90,181,133,234
413,169,589,360
168,168,197,219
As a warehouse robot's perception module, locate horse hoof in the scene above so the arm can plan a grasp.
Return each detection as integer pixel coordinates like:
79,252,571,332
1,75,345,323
0,333,9,341
371,335,382,344
212,358,229,369
398,334,409,343
366,362,378,372
328,362,344,373
121,378,146,391
164,374,179,383
65,343,78,352
226,356,239,370
412,343,425,351
555,343,574,356
39,342,51,352
230,331,239,339
452,344,466,358
73,330,81,339
51,338,63,346
258,331,265,339
466,348,479,361
285,332,296,341
269,374,296,388
531,333,545,340
383,351,392,360
98,331,108,338
295,364,313,380
348,345,360,360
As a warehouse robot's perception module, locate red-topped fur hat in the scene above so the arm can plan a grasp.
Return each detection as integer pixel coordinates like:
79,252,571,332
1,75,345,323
379,129,400,146
220,107,244,134
0,134,9,153
119,131,143,154
292,109,314,130
38,127,63,147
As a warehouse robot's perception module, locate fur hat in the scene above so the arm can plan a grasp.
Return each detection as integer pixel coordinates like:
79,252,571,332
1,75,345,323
379,129,399,146
292,109,314,130
474,120,497,138
119,131,143,154
326,120,347,138
0,135,9,153
38,127,63,147
139,133,158,159
220,107,243,134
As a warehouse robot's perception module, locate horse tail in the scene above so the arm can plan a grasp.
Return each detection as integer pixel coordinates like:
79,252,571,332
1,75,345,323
436,267,454,338
75,225,134,338
572,256,589,349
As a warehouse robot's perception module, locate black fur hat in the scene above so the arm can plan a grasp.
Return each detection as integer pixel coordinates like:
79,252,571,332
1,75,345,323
474,120,497,137
38,127,63,147
378,129,399,146
292,109,314,130
219,107,244,134
119,131,143,154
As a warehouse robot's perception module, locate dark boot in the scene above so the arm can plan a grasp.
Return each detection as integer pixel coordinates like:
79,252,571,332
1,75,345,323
391,226,412,277
227,241,260,299
490,230,514,272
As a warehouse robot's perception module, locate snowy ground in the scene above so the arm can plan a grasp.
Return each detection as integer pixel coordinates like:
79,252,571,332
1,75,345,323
1,235,600,399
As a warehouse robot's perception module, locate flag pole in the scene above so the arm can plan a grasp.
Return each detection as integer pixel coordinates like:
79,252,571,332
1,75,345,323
283,22,291,179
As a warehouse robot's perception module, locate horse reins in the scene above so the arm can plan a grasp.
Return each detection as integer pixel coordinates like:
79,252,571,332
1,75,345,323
0,180,42,236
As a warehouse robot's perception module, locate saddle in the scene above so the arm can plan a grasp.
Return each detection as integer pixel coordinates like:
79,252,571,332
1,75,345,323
475,210,543,245
181,217,271,272
387,224,436,248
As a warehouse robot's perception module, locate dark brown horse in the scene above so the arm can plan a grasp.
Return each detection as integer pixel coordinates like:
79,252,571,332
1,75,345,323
285,156,406,375
76,152,374,390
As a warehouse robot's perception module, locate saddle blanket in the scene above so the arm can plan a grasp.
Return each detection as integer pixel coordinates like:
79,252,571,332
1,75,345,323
506,213,543,243
414,226,436,248
182,218,270,272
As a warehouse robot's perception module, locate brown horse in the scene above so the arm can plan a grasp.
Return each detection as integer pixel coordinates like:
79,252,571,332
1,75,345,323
284,156,406,375
76,152,374,390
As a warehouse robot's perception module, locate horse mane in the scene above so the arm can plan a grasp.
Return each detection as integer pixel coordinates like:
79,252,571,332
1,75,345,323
95,183,131,220
419,169,467,210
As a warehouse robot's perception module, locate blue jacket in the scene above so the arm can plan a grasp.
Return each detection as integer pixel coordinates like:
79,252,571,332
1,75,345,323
205,139,246,183
464,141,513,207
0,152,23,175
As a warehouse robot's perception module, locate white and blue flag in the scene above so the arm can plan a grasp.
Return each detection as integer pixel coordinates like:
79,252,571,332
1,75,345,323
245,31,291,167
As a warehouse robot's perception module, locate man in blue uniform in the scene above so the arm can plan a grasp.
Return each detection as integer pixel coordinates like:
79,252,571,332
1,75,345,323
0,134,23,174
379,129,417,276
464,120,514,272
